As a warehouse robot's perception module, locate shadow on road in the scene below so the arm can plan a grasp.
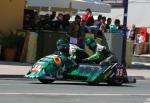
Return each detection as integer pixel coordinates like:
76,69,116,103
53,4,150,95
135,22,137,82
30,82,136,87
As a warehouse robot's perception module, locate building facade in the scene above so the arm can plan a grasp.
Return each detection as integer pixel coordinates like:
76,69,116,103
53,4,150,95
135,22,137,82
0,0,25,32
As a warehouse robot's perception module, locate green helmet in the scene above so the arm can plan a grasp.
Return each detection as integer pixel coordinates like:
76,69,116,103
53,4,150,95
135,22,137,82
85,37,96,48
56,38,69,52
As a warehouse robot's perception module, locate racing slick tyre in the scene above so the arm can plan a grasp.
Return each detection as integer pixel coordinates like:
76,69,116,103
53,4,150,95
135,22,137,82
107,78,124,86
87,82,99,86
38,79,54,84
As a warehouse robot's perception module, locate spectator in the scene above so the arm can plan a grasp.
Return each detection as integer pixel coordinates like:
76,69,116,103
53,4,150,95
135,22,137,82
67,15,85,48
89,14,103,35
82,8,94,26
114,19,122,30
50,11,56,21
52,13,64,30
23,14,34,30
33,12,40,30
105,18,112,32
101,16,106,25
128,24,137,54
37,15,45,29
100,16,107,32
134,31,146,54
136,31,145,45
96,16,106,38
129,24,136,41
62,14,71,31
37,14,51,30
43,14,51,30
94,14,102,26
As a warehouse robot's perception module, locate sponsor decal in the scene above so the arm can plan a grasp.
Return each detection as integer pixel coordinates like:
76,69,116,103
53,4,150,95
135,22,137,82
32,64,42,72
115,65,124,78
54,57,62,65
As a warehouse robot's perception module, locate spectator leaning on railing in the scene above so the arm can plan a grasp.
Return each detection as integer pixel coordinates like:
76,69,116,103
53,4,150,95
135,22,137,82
106,18,112,32
67,15,85,49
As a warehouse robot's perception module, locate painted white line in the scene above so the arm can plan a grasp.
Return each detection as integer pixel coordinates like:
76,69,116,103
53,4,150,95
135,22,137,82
132,62,150,66
0,84,30,86
0,93,150,96
144,98,150,103
147,98,150,101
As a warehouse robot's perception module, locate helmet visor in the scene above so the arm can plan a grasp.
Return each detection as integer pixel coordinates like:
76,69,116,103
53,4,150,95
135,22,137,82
57,45,64,50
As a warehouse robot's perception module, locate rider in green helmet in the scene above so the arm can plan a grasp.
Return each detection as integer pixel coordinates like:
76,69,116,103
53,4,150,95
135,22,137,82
56,38,85,61
83,37,117,65
56,38,88,67
56,38,70,56
56,38,77,73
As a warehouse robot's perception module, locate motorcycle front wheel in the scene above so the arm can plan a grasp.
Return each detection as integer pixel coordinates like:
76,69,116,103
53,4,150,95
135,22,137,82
38,79,55,84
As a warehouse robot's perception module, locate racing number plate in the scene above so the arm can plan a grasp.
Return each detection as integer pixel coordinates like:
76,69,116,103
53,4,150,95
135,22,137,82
32,64,42,72
115,65,124,78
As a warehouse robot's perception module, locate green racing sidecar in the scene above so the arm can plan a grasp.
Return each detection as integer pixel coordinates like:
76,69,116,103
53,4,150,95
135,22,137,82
25,52,136,86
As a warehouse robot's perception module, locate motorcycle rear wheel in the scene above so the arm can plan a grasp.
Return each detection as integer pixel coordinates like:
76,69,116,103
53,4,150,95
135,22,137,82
107,78,124,86
38,79,54,84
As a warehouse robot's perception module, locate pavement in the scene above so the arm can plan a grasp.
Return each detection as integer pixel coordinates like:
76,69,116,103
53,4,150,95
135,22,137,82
0,61,150,80
0,61,32,78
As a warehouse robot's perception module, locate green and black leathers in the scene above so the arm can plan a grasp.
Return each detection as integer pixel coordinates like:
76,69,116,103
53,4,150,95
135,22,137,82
83,44,117,65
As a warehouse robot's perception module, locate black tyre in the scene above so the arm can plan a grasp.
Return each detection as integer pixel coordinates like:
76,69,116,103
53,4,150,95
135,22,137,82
107,78,124,86
87,82,99,86
38,79,54,84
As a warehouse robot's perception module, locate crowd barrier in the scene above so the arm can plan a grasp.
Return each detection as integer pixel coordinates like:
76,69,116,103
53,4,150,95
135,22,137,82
21,31,134,66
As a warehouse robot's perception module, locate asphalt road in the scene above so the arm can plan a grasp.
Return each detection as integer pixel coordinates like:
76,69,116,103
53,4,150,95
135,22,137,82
0,79,150,103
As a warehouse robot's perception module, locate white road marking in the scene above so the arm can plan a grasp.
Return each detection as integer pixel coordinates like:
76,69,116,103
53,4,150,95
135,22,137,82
0,84,30,86
143,98,150,103
0,93,150,96
147,98,150,101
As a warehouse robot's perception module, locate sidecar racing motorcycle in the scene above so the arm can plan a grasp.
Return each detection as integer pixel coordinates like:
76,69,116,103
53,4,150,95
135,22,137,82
25,52,136,86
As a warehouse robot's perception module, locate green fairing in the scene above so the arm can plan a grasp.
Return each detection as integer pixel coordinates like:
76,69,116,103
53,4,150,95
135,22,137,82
66,64,104,82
